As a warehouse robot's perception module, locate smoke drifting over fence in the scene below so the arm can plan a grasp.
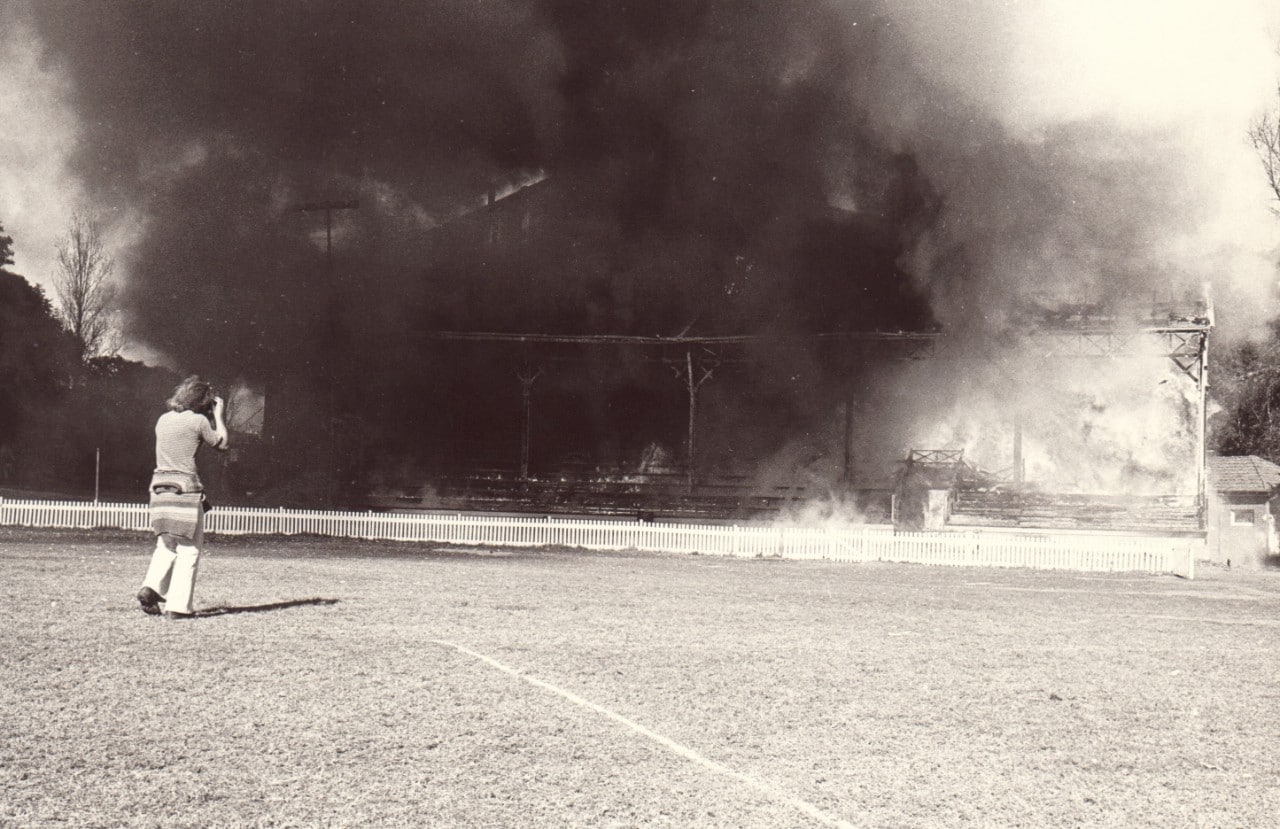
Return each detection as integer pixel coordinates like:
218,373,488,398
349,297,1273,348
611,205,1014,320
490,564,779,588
17,0,1278,496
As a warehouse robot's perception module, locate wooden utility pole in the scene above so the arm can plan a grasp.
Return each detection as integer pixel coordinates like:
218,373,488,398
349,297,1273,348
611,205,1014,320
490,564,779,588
296,200,360,354
296,201,359,265
295,200,359,502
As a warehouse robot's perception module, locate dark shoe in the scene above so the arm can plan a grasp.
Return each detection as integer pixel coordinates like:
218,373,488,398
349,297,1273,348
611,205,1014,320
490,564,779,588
137,587,162,616
162,611,196,620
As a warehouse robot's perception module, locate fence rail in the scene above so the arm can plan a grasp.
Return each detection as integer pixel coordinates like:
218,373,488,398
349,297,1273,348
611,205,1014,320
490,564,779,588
0,497,1199,577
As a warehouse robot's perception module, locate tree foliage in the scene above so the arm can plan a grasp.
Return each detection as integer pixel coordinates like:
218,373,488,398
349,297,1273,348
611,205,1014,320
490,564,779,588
53,212,118,360
0,220,176,496
1210,327,1280,458
0,222,80,486
1249,88,1280,213
0,223,14,269
0,225,78,398
1213,79,1280,459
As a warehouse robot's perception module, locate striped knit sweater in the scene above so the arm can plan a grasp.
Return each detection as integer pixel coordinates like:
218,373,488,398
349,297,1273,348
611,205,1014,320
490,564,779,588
149,410,223,539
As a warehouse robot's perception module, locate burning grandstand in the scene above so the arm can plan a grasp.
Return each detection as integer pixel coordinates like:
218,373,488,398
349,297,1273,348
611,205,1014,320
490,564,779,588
9,1,1273,534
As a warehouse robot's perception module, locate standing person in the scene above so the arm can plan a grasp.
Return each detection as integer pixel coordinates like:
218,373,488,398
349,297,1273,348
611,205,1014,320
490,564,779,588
136,376,229,619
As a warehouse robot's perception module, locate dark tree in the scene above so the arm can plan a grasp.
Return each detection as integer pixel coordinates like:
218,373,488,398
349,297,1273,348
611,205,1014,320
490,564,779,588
1249,84,1280,213
1215,77,1280,459
0,221,181,496
1211,326,1280,459
0,223,13,269
0,223,81,488
53,212,118,360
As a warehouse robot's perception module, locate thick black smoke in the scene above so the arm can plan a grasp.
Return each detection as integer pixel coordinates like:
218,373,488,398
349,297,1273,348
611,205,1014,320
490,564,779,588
20,0,1242,497
26,0,933,350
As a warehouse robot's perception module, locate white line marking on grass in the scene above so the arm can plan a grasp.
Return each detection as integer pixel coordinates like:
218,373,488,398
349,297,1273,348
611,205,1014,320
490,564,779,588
432,638,857,829
1122,613,1280,628
986,586,1272,602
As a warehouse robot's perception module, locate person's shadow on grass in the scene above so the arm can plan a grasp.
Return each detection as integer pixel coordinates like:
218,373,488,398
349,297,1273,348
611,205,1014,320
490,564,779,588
193,598,339,617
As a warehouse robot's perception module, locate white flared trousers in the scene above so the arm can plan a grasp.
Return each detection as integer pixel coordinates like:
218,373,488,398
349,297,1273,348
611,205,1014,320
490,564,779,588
140,515,204,615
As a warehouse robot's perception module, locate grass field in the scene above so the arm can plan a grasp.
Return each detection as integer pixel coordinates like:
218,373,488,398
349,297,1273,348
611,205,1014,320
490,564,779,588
2,526,1278,828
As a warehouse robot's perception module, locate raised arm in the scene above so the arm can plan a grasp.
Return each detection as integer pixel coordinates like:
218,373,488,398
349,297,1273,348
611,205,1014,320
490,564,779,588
210,396,230,450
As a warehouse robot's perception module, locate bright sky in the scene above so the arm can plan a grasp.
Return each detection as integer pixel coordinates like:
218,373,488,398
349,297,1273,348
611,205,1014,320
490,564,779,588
1010,0,1280,325
1009,0,1277,127
1007,0,1280,242
0,13,81,293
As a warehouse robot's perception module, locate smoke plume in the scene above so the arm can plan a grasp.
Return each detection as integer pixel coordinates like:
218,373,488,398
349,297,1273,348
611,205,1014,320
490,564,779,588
13,0,1280,495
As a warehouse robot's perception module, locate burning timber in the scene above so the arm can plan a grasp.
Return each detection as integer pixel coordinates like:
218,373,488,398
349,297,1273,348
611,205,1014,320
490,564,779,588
372,471,890,524
423,307,1203,535
948,490,1201,535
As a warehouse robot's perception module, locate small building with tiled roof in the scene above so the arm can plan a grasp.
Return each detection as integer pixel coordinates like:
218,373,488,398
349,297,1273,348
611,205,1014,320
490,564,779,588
1206,454,1280,568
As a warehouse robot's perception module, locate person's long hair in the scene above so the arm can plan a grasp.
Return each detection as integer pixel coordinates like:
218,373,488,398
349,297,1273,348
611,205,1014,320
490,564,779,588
167,375,216,415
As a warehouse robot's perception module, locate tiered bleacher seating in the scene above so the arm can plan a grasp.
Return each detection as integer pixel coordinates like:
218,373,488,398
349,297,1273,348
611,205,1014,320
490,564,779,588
370,470,894,523
949,488,1202,534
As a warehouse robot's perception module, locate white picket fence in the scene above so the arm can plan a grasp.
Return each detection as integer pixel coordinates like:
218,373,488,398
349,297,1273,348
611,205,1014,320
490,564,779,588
0,497,1200,577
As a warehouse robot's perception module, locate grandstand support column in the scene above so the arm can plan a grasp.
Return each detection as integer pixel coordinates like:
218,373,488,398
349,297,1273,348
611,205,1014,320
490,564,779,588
672,348,718,493
1013,414,1024,487
842,397,853,483
1196,329,1208,528
517,364,543,481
